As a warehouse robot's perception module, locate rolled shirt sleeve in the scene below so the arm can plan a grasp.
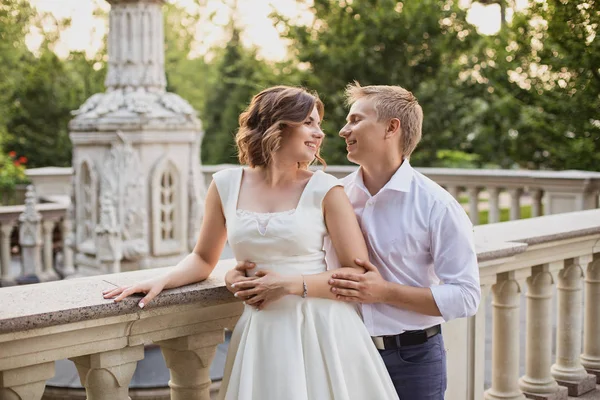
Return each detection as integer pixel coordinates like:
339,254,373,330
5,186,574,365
428,200,481,321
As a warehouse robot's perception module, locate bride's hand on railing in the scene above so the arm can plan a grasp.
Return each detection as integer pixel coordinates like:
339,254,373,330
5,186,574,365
102,276,168,309
232,270,303,310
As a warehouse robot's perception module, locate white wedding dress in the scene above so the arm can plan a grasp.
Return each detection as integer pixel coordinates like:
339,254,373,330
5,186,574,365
214,167,399,400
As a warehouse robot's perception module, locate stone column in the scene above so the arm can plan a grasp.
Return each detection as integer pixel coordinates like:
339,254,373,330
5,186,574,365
531,189,543,218
509,188,523,221
467,187,481,225
519,264,567,400
61,214,76,277
446,185,460,201
95,192,122,274
0,362,55,400
159,330,226,400
70,345,144,400
551,256,597,396
0,222,15,286
488,187,501,224
581,255,600,382
41,219,59,281
485,271,526,400
17,186,43,284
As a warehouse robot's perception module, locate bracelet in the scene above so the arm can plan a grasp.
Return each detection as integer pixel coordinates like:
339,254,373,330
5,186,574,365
301,275,308,298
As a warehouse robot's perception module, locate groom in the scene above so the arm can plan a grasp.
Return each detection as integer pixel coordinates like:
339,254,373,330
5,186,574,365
226,83,481,399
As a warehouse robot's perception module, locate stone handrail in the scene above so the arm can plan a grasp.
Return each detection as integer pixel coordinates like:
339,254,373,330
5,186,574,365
1,210,599,399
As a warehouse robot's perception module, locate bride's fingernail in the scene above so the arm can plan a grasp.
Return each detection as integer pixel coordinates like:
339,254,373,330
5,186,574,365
139,302,144,309
231,283,236,288
234,293,239,297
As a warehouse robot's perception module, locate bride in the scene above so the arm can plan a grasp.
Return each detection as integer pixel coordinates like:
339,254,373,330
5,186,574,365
103,85,399,400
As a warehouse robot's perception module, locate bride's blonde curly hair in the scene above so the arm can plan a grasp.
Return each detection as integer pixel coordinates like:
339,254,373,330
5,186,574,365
236,86,326,169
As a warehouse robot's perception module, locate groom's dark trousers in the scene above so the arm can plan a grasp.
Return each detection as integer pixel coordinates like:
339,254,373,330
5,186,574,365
377,326,447,399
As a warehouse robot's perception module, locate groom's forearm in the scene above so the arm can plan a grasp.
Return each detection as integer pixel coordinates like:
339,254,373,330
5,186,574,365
382,282,442,317
292,267,366,300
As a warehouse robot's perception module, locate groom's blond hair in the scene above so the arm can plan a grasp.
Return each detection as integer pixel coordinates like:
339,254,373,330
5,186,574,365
345,82,423,158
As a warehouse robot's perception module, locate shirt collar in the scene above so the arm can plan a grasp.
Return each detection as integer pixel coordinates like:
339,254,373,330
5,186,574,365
352,159,414,194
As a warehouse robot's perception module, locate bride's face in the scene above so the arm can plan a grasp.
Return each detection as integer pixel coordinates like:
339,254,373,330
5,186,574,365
276,106,324,165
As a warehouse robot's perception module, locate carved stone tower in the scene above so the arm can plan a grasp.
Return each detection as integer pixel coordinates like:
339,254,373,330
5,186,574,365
69,0,204,274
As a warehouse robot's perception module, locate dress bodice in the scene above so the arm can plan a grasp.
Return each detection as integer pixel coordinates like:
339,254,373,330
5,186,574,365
213,167,342,275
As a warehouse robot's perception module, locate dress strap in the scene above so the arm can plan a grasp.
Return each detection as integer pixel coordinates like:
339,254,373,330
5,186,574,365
296,170,344,210
212,167,243,221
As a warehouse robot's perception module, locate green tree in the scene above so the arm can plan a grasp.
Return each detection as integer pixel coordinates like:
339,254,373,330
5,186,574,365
274,0,483,165
473,0,599,170
201,26,301,164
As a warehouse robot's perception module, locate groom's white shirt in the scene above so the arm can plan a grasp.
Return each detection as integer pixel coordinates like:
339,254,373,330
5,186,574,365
325,160,480,336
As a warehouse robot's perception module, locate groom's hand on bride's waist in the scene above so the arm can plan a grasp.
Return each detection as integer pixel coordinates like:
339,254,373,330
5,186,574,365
328,258,390,304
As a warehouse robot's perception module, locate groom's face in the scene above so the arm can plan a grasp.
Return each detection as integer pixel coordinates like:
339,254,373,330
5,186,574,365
339,98,387,165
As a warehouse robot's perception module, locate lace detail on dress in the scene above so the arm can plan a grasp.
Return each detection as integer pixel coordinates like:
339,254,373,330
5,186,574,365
236,209,295,235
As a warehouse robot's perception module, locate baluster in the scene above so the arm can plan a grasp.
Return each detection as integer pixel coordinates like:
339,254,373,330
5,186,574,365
581,254,600,382
519,263,567,399
446,185,460,201
467,187,481,225
509,188,523,221
159,330,226,400
61,214,76,277
551,256,597,396
0,362,55,400
484,271,526,400
41,218,59,281
531,189,543,218
0,221,16,286
70,346,144,400
488,187,501,224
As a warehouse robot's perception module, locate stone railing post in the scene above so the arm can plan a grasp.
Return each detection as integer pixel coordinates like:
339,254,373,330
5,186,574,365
509,188,523,221
41,218,59,281
0,222,15,286
446,185,460,201
467,187,481,225
70,345,144,400
488,187,501,224
17,186,43,284
531,189,543,218
0,362,55,400
61,213,76,277
158,330,226,400
519,263,567,399
551,256,597,396
485,271,526,400
581,254,600,382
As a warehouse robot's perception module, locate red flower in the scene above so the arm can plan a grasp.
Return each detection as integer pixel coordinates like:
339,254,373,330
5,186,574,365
8,151,16,158
18,156,27,164
13,160,21,167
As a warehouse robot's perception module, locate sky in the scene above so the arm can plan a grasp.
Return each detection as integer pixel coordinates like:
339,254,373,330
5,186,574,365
27,0,530,61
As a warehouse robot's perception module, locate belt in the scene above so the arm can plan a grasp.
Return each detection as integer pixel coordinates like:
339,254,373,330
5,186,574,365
372,325,441,350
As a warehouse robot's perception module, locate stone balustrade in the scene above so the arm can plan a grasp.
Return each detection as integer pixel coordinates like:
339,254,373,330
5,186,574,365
20,165,600,226
200,165,600,224
0,209,599,399
0,186,73,287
